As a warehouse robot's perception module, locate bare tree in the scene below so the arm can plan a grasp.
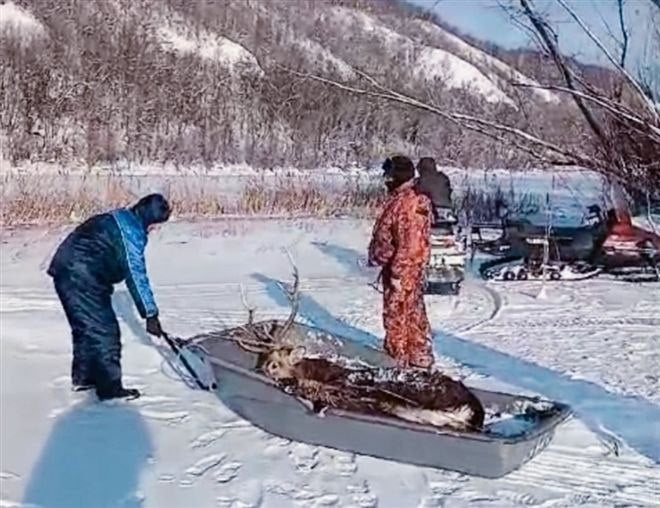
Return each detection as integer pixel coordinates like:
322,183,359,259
277,0,659,203
517,0,659,203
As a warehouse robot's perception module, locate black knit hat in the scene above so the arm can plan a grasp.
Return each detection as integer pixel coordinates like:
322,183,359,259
132,193,172,229
417,157,437,175
383,155,415,187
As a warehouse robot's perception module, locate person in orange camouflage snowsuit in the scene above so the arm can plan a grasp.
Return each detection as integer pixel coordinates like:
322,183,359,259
368,156,435,369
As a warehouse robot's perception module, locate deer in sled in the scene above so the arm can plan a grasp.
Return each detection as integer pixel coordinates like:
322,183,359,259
228,254,485,432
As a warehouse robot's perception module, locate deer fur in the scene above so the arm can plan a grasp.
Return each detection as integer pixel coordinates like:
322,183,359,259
256,346,485,432
236,253,484,432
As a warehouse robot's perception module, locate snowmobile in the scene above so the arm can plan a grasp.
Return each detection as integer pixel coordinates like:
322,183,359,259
425,208,466,295
475,205,660,283
597,210,660,282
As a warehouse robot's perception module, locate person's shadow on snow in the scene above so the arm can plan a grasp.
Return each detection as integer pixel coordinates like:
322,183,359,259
251,272,380,349
310,241,368,276
253,271,660,463
22,403,153,508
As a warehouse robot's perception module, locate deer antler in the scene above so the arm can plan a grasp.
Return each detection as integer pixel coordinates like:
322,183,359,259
232,326,273,354
274,248,300,343
236,334,271,354
239,283,256,325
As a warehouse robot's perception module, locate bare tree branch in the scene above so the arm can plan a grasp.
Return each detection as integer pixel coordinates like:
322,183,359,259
281,65,589,166
555,0,657,119
520,0,609,146
511,82,660,139
617,0,629,68
496,0,548,51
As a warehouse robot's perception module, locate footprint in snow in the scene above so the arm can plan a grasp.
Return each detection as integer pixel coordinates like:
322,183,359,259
289,444,319,472
215,481,263,508
350,492,378,508
264,480,322,502
262,436,291,458
191,429,227,449
344,481,378,508
313,494,341,507
452,489,498,504
136,395,180,405
494,490,542,506
185,453,226,478
158,474,176,483
214,462,242,483
418,495,446,508
331,452,357,476
425,480,460,497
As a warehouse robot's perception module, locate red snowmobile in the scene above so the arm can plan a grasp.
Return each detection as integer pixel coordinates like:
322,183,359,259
598,210,660,280
476,205,660,282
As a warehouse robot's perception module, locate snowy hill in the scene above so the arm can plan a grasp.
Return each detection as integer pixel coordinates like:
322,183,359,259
0,0,593,170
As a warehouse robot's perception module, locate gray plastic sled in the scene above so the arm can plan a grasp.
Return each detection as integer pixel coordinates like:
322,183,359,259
189,321,572,478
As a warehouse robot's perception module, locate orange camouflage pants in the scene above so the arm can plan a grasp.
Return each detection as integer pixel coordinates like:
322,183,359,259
382,270,434,368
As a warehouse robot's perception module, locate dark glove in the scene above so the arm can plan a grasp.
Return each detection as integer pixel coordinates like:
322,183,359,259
146,316,164,337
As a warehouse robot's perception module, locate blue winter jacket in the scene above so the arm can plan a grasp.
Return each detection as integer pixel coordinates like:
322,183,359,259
48,196,170,319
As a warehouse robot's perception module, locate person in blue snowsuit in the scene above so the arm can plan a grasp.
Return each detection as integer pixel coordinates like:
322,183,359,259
47,194,171,401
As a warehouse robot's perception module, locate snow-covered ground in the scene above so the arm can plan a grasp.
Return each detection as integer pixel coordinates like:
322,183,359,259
1,218,659,508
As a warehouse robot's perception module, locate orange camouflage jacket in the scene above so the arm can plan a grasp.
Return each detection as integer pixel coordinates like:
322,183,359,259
368,181,433,280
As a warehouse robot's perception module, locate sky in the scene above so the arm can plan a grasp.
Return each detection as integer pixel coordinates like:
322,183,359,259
408,0,658,76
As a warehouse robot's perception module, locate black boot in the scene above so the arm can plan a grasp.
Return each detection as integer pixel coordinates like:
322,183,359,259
96,380,140,401
72,375,95,392
72,383,95,392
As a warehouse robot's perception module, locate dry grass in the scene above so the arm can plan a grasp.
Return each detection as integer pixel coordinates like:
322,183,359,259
1,172,541,228
0,174,386,227
457,184,540,223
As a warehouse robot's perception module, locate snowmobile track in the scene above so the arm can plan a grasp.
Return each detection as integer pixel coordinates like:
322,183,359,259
503,446,660,506
455,282,503,333
482,315,660,331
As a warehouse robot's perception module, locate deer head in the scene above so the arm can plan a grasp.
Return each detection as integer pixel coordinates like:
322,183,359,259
257,346,306,380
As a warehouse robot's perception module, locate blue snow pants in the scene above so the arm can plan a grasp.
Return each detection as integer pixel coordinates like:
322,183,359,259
53,276,122,395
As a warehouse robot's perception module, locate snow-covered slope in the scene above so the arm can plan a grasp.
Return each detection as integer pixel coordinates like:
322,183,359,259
0,1,47,46
326,6,516,106
157,25,263,75
2,219,659,507
411,19,560,104
4,0,590,169
12,0,556,105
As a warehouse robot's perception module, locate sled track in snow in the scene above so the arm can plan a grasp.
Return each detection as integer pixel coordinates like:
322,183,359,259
0,275,369,298
0,277,372,312
488,315,660,330
503,444,660,506
455,282,503,333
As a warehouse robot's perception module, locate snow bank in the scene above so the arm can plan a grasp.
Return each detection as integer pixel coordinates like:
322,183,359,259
289,37,356,80
0,1,47,44
414,20,560,104
415,47,515,105
157,25,262,75
328,6,514,105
